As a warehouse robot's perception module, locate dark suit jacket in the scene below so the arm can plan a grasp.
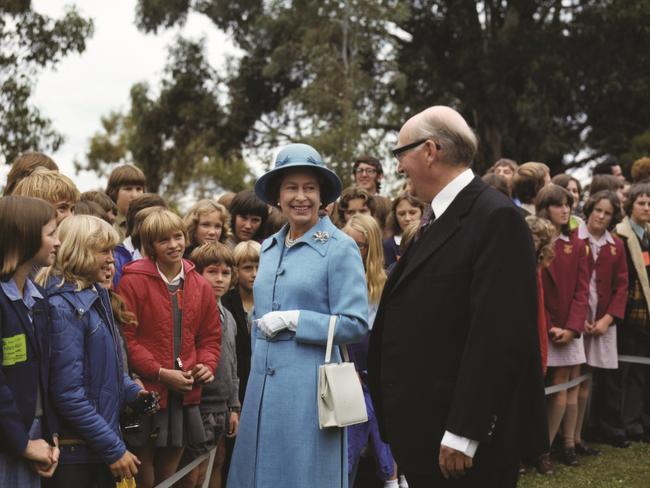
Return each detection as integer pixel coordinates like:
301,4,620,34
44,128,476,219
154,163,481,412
367,177,547,484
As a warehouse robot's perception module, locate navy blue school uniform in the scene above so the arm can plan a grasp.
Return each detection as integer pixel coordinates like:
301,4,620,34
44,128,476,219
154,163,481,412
0,279,58,480
382,237,400,269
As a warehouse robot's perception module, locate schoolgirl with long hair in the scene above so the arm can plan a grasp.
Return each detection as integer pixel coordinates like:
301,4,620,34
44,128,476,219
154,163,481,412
536,185,590,470
344,214,405,488
38,215,147,487
0,196,60,486
575,191,628,455
383,193,425,269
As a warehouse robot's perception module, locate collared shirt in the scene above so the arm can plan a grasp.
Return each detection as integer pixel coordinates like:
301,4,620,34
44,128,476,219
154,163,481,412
430,167,475,219
630,218,647,242
0,277,43,319
156,263,185,286
123,236,143,260
578,223,615,322
578,223,614,262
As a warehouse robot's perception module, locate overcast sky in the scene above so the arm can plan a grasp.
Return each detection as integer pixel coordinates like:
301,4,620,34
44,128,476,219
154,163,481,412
6,0,238,191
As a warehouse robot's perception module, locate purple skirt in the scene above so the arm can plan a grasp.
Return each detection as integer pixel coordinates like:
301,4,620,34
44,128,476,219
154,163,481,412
347,383,395,481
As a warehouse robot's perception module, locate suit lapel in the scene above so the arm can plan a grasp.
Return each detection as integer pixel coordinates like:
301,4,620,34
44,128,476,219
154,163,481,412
387,177,487,296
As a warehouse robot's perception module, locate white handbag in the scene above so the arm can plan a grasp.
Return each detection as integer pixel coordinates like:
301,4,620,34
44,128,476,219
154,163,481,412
318,315,368,429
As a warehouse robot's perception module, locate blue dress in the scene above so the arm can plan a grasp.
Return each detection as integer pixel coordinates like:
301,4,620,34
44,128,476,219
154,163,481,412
227,216,368,488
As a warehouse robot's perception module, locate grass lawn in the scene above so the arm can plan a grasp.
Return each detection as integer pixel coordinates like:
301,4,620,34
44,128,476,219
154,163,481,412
518,442,650,488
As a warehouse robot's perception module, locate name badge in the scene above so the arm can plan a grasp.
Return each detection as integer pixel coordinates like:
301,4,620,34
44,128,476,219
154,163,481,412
2,333,27,366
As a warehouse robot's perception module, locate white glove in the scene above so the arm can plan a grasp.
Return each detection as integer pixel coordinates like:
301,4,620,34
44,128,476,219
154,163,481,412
257,310,300,338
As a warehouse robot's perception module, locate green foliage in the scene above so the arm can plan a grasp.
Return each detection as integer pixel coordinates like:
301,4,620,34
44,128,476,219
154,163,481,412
79,37,252,198
85,0,650,192
0,2,93,164
518,442,650,488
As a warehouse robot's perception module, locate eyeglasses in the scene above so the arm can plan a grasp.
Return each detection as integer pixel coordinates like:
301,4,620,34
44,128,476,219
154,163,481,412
391,139,441,161
354,167,378,176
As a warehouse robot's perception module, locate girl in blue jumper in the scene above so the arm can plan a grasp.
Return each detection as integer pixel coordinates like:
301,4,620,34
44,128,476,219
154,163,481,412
0,195,61,487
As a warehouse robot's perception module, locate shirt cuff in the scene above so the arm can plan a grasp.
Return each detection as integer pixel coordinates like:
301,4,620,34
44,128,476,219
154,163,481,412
441,431,479,458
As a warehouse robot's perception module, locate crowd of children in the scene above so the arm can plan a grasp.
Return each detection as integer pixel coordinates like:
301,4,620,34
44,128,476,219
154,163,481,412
1,150,650,487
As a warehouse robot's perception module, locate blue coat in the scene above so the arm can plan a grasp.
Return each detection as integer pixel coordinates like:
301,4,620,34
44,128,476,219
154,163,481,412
45,279,141,465
0,281,58,456
227,217,368,488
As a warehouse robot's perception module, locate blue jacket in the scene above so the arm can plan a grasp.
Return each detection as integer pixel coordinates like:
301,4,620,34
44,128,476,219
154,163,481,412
113,244,134,289
45,278,141,465
0,281,58,456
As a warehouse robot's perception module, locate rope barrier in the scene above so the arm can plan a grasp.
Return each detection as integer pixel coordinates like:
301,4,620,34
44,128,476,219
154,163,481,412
544,373,591,395
153,447,216,488
543,355,650,395
618,354,650,366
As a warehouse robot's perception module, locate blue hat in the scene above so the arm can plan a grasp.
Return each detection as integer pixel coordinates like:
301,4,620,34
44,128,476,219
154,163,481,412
254,143,342,205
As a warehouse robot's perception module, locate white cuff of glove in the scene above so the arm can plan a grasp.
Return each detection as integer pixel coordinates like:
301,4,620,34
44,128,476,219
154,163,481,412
257,310,300,338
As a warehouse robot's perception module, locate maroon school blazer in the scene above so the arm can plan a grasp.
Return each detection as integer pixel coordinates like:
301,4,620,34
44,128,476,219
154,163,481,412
541,232,590,334
585,234,629,322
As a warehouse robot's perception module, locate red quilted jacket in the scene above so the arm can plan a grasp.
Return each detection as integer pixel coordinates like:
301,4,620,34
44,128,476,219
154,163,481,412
118,258,221,408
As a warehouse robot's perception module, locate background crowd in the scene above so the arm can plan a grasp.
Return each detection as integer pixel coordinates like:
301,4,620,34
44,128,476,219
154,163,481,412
2,147,650,488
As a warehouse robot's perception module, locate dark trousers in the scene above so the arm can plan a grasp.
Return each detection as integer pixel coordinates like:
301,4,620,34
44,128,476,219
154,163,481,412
51,463,115,488
599,326,650,439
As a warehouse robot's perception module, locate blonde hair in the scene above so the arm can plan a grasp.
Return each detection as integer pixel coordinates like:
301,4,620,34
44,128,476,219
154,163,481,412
525,216,556,268
344,214,386,303
139,209,188,259
183,199,231,245
233,240,261,266
400,220,419,254
36,215,119,290
12,168,80,204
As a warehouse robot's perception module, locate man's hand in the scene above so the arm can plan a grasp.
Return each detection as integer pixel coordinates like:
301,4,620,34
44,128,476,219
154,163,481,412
109,450,141,480
439,445,472,479
191,363,214,384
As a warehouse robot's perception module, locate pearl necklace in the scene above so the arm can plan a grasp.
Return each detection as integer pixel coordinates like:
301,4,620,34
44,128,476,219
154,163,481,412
285,233,299,248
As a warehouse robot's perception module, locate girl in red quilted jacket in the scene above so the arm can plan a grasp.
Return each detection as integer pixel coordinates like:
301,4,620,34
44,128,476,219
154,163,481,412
118,209,221,488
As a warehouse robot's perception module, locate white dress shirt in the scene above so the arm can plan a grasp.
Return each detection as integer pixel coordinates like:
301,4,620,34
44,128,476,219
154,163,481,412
430,167,480,458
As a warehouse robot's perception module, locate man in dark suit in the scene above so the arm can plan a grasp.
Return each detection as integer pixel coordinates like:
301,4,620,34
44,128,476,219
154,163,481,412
368,106,548,487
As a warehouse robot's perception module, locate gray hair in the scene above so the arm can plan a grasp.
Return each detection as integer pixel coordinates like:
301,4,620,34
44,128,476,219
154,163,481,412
410,106,478,166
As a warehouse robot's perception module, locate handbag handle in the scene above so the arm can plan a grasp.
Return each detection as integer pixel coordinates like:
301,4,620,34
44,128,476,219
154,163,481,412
324,315,350,364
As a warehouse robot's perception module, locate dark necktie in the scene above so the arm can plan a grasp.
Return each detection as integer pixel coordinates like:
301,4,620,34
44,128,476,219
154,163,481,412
414,206,435,242
642,231,650,251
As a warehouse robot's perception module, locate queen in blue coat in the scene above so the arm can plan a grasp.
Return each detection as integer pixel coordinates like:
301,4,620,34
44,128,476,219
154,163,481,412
227,144,369,488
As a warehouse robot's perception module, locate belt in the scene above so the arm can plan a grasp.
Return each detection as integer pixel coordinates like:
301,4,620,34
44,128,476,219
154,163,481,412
58,438,86,446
